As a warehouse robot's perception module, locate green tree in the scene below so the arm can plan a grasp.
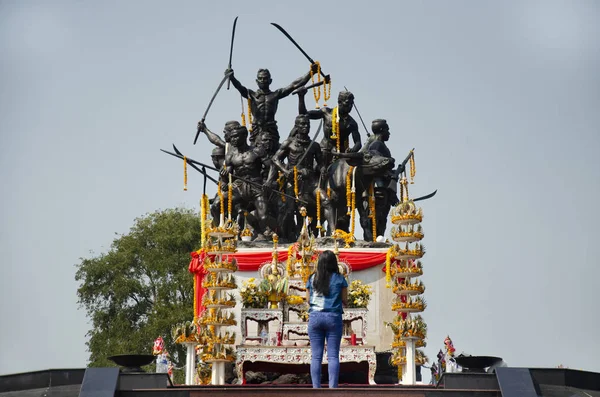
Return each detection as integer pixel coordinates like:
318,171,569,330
76,207,200,370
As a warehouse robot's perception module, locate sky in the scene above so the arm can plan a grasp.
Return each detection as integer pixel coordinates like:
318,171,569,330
1,0,599,378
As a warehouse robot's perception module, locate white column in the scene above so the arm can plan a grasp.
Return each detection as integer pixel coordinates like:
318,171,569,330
401,338,416,385
184,342,196,385
211,361,225,385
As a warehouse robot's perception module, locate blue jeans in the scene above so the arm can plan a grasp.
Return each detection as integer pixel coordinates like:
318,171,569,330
308,311,343,388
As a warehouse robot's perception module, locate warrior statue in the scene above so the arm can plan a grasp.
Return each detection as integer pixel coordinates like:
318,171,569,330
197,120,243,223
271,114,335,238
226,64,319,155
220,125,274,239
299,90,362,167
361,119,398,241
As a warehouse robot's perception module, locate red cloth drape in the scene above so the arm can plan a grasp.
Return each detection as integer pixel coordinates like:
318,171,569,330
199,250,387,272
188,250,209,319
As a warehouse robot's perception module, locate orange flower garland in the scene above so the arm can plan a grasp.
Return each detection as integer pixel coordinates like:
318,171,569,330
331,107,341,152
227,174,233,220
410,151,416,184
247,97,253,132
369,183,376,241
310,61,321,108
293,166,299,200
183,156,188,191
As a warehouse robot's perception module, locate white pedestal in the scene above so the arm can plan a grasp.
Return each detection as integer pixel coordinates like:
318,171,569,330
184,342,197,385
400,337,417,385
211,361,226,385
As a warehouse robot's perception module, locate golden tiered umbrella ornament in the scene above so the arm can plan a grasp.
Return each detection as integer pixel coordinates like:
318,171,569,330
386,152,429,385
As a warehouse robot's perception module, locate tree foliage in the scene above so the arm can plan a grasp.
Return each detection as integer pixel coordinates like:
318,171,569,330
76,208,200,368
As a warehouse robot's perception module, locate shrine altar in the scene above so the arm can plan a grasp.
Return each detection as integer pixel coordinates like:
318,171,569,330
235,345,377,385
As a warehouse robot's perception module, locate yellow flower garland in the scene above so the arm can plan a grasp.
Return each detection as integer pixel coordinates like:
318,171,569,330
277,171,286,202
315,188,322,233
286,244,295,276
228,174,233,220
218,181,225,215
331,107,341,152
193,276,197,322
247,97,253,132
369,183,376,241
323,76,331,107
385,246,397,288
310,61,321,108
200,194,209,247
410,151,416,184
346,166,354,214
183,156,188,191
293,166,299,200
350,182,356,239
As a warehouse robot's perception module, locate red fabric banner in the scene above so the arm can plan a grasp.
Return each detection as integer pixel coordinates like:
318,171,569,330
197,250,387,272
188,250,209,319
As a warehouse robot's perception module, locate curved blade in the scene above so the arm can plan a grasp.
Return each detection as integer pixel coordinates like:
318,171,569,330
271,23,327,79
413,189,438,202
226,16,238,90
193,71,233,145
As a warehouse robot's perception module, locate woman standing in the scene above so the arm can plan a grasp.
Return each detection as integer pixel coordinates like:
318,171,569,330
306,250,348,388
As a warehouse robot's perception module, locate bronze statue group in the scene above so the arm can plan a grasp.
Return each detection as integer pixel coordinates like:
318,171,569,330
196,62,402,243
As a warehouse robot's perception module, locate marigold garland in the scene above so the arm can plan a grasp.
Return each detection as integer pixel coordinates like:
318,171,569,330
349,169,356,239
200,194,209,247
293,166,299,200
310,61,321,108
323,76,331,107
183,156,188,191
286,244,296,276
193,276,198,322
227,174,233,220
218,181,225,216
247,97,253,132
315,188,322,233
409,151,416,184
277,171,286,202
345,166,354,214
385,246,397,288
331,107,341,152
369,183,376,241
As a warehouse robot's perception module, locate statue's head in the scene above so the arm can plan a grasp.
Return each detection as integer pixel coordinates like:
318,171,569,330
211,146,225,168
338,91,354,114
294,114,310,136
371,119,390,141
229,126,249,147
223,120,242,142
257,131,276,153
256,69,272,90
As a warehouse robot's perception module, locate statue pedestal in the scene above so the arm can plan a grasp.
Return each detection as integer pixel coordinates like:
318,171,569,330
400,337,418,385
211,361,225,385
183,342,196,385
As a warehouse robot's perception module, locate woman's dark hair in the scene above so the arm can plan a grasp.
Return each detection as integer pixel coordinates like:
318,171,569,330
312,250,340,296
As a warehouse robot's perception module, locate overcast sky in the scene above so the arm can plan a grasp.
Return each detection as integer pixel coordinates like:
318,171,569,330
1,0,599,378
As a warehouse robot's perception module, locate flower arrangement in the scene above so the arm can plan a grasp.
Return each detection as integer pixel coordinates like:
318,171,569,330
286,294,305,306
200,308,236,326
298,309,309,322
348,280,373,308
202,273,237,289
205,257,238,272
203,291,236,308
392,278,425,295
391,296,427,312
239,278,268,309
171,321,199,344
388,314,428,339
390,348,428,366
